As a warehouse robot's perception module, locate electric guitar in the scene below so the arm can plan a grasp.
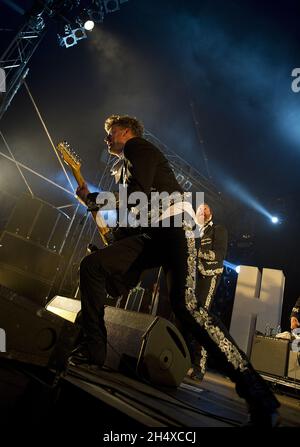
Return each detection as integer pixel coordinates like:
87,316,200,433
57,141,112,246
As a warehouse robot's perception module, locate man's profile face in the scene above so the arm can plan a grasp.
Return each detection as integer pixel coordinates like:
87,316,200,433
291,316,300,330
105,124,129,156
196,204,212,226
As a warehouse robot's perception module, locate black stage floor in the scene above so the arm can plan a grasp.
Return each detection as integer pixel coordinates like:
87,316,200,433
1,360,299,442
64,365,300,427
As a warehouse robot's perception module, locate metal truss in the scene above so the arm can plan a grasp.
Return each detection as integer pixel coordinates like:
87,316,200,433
0,0,131,121
0,11,48,121
144,131,221,203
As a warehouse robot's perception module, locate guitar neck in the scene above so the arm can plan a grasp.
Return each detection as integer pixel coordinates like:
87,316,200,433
72,167,110,245
72,168,85,189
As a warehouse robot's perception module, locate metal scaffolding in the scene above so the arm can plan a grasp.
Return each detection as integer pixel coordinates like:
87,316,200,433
0,10,47,121
0,0,130,121
144,131,221,206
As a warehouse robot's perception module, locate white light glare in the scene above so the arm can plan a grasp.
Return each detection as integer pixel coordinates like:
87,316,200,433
224,260,240,274
271,216,279,224
84,20,95,31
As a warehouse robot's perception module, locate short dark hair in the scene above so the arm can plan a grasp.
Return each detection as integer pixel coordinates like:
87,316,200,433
104,115,144,137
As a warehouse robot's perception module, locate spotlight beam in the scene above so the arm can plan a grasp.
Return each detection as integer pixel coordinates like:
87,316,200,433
0,150,74,196
223,177,282,224
224,260,239,273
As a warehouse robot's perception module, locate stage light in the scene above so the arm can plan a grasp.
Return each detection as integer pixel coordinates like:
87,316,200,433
59,32,76,48
56,0,129,48
73,27,86,41
103,0,120,14
87,5,105,24
223,178,284,226
224,260,239,273
46,296,81,323
81,6,104,31
84,19,95,31
58,23,87,48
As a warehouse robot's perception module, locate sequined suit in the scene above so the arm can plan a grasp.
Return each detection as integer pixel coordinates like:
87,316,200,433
190,219,228,374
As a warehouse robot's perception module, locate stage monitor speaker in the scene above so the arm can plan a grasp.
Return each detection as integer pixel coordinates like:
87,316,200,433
46,295,81,323
287,351,300,381
46,297,191,386
250,334,290,377
104,307,191,387
0,285,80,370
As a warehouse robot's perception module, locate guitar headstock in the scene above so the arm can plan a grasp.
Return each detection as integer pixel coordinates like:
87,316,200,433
57,141,81,171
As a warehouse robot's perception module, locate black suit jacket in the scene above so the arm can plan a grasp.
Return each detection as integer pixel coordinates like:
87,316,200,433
112,137,184,239
122,137,183,196
198,223,228,276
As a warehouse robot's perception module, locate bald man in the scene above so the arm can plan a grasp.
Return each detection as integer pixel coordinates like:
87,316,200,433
290,297,300,333
187,203,228,380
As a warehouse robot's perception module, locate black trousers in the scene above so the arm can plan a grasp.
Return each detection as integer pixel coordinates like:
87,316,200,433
186,273,222,372
196,274,221,309
79,226,279,414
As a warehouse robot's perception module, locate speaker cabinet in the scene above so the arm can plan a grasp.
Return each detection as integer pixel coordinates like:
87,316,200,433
0,285,79,370
250,334,290,377
104,307,191,387
45,297,191,387
288,351,300,381
0,231,62,305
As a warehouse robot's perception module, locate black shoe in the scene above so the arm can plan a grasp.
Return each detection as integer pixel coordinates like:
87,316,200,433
187,366,204,382
244,410,281,427
68,344,104,369
236,366,280,426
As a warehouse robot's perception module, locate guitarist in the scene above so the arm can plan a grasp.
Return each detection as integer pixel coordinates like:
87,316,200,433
70,114,279,426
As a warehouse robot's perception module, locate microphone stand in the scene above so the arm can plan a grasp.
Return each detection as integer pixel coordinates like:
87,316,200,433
150,266,162,316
